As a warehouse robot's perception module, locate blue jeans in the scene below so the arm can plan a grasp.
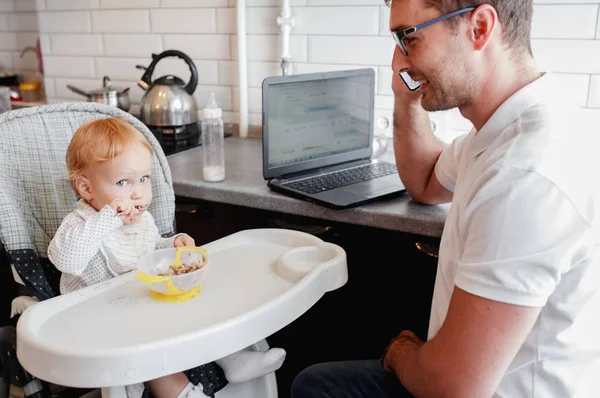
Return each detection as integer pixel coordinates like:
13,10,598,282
290,360,414,398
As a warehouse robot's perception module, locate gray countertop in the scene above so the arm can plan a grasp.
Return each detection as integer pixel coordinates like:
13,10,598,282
167,137,449,238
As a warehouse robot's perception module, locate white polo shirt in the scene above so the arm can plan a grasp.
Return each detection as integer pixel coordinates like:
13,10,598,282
431,72,600,397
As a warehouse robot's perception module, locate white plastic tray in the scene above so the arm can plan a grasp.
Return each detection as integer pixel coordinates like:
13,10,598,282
17,228,348,388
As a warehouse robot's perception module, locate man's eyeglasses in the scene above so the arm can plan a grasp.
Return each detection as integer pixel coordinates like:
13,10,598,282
391,6,476,56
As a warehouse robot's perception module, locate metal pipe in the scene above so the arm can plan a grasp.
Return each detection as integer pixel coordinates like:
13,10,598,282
237,0,249,138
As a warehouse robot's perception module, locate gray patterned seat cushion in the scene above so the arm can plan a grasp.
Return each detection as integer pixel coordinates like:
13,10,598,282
0,102,175,299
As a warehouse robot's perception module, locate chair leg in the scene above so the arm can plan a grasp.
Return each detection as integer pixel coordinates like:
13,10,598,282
0,374,8,398
0,326,50,398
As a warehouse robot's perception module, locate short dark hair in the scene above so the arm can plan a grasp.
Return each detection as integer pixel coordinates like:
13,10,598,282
386,0,533,54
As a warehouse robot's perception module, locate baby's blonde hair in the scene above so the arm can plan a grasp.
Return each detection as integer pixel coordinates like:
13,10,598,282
66,117,152,193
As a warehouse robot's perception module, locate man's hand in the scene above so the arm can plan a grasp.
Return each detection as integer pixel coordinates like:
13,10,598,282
174,234,195,247
382,330,424,373
392,69,423,101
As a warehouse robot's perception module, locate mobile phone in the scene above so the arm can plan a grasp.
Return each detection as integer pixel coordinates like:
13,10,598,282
399,71,421,92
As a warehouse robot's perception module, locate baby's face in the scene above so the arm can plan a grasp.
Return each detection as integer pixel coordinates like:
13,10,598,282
84,140,153,212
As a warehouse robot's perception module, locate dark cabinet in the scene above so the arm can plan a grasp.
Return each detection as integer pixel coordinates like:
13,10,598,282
174,197,440,398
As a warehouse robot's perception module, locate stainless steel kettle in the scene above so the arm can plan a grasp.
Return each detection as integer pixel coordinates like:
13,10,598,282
136,50,199,127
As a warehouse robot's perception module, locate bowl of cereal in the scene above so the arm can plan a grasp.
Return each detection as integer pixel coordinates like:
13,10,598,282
136,246,209,302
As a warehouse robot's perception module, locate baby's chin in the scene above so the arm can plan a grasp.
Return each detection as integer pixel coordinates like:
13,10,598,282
121,211,145,225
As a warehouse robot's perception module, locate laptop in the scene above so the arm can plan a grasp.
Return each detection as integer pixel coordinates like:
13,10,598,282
262,68,406,210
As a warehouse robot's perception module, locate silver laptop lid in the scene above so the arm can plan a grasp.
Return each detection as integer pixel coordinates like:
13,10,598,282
262,68,376,180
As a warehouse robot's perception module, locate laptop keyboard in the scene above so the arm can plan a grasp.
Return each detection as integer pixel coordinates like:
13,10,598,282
284,162,398,194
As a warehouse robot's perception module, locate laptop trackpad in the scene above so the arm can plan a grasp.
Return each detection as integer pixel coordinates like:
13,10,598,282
347,178,404,198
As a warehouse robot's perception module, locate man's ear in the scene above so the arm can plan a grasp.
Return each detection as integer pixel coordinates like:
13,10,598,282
469,4,498,52
75,177,93,201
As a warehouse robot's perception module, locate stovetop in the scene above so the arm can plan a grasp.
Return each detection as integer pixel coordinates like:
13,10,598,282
144,121,232,157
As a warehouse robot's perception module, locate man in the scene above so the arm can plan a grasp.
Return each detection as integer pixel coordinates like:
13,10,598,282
290,0,600,397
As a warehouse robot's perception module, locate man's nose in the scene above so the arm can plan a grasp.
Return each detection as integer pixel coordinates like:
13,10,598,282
391,45,411,73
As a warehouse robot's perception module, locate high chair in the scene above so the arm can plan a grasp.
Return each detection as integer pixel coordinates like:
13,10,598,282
0,103,284,398
0,103,348,398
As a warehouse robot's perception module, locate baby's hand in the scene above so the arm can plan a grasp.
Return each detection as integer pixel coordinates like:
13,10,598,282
174,234,195,247
109,198,133,215
109,198,143,224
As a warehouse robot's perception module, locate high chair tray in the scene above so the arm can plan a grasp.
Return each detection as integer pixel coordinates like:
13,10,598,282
17,229,348,388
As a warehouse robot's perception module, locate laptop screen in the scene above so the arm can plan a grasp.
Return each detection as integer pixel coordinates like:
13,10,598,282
262,69,375,179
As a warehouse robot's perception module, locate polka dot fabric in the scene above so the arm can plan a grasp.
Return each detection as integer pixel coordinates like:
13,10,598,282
8,249,59,300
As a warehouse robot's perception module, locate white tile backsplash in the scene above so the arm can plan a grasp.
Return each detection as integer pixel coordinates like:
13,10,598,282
229,0,305,5
232,86,261,112
95,56,149,80
293,63,376,77
103,34,162,56
43,77,55,97
46,0,99,10
294,7,379,35
161,0,227,7
379,5,390,35
9,12,39,31
533,39,600,73
39,34,51,53
374,94,393,110
377,66,392,95
0,0,14,12
552,73,591,108
50,34,103,55
100,0,158,8
0,51,12,69
0,32,17,50
309,35,394,65
0,14,8,31
15,0,38,12
38,11,90,32
589,75,600,108
2,0,595,130
308,0,382,4
597,7,600,39
44,56,95,77
150,9,216,33
92,10,150,32
532,5,598,39
230,34,308,62
218,7,281,35
162,34,230,59
218,60,280,87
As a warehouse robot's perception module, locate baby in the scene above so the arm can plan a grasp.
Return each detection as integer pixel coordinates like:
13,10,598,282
48,118,285,398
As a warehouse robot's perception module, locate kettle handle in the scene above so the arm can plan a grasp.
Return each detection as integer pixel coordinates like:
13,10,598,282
139,50,198,95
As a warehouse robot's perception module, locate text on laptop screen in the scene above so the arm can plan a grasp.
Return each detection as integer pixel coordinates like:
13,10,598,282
267,74,372,168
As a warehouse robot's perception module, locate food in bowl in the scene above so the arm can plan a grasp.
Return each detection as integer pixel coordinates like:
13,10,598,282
158,258,206,276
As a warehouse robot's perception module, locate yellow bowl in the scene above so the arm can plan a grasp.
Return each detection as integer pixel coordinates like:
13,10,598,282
136,246,209,302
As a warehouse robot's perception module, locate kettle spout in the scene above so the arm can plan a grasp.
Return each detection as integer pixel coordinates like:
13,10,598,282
138,80,149,91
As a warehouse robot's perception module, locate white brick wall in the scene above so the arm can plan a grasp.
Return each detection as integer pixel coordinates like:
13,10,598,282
0,0,40,76
0,0,598,140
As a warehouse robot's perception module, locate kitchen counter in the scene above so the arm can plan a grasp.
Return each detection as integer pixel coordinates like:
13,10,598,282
167,137,449,238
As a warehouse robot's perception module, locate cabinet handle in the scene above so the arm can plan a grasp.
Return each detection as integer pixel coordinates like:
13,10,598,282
269,218,333,236
415,242,439,258
175,204,201,214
